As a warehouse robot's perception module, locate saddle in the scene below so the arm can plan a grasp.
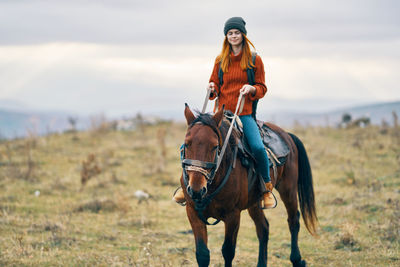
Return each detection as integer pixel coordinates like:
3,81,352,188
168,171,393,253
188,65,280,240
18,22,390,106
224,111,290,193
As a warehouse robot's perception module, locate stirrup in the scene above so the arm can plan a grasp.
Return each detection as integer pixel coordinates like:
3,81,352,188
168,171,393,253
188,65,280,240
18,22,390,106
260,190,277,210
173,187,186,206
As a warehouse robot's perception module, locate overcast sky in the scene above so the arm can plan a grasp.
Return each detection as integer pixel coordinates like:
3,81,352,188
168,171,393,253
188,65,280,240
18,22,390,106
0,0,399,119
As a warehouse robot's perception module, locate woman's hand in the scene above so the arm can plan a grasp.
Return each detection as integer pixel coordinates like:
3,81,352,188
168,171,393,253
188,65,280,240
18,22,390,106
240,84,256,96
207,82,216,94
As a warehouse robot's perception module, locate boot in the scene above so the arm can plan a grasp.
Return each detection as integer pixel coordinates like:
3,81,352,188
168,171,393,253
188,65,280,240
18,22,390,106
172,188,186,206
262,182,276,209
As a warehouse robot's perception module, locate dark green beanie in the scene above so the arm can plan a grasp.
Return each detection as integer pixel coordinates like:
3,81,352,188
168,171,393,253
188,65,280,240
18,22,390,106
223,17,247,35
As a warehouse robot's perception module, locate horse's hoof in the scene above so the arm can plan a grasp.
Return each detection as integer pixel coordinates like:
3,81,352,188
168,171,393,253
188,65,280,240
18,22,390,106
293,260,307,267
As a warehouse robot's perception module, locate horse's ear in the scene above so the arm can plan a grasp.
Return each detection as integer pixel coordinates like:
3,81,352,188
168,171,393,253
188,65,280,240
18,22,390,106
184,103,195,125
213,104,224,126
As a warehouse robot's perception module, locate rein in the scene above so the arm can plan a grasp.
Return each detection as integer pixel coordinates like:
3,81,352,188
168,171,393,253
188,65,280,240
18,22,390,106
201,88,211,113
215,92,244,172
180,92,244,225
200,89,244,173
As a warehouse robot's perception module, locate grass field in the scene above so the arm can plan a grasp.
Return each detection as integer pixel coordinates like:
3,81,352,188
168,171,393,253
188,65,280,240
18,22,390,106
0,121,399,266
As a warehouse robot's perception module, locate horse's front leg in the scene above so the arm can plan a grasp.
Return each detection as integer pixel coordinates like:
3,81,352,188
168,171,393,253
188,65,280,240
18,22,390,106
221,210,241,267
186,205,210,267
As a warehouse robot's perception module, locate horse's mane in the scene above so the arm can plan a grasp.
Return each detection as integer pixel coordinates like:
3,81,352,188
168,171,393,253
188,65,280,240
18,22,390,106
189,112,238,167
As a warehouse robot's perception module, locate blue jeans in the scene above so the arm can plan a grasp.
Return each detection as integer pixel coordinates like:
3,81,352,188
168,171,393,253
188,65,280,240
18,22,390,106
239,115,271,183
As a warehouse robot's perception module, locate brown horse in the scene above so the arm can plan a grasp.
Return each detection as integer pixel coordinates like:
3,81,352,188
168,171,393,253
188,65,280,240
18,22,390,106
180,104,317,267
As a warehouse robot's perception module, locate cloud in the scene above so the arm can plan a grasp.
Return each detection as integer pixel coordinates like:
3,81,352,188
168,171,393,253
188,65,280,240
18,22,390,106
0,0,398,45
0,43,214,115
1,41,399,117
0,1,399,117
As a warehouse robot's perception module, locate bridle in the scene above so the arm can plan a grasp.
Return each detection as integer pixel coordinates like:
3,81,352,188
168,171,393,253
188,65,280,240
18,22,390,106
179,92,244,225
180,124,221,188
180,122,234,225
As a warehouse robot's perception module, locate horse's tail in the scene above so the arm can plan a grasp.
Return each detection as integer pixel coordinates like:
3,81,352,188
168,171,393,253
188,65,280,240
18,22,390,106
288,133,318,236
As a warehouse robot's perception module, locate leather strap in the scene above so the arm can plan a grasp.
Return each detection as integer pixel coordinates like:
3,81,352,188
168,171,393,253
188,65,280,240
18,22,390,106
182,159,216,169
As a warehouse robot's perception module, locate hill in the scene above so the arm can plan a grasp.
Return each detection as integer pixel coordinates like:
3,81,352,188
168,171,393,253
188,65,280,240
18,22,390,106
0,108,87,139
264,100,400,127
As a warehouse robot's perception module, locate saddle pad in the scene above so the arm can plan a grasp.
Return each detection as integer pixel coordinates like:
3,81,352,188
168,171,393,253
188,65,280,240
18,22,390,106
257,121,290,159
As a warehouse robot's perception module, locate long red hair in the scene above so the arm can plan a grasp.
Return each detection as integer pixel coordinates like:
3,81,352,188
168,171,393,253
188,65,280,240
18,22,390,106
216,34,256,73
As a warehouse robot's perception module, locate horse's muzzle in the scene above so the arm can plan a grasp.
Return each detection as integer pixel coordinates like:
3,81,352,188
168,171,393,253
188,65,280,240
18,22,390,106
187,186,207,200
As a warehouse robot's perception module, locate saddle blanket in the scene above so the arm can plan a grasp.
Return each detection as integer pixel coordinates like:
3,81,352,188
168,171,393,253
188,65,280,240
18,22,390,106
257,120,290,161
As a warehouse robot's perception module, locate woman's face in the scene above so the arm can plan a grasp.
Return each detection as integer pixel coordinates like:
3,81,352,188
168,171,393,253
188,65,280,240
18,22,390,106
226,29,243,47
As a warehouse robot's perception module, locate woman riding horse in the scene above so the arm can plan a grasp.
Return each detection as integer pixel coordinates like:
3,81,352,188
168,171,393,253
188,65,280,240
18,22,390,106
173,17,317,267
174,17,275,209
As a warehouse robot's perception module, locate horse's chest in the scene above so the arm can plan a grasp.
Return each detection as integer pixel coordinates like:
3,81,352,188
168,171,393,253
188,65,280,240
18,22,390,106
208,200,238,219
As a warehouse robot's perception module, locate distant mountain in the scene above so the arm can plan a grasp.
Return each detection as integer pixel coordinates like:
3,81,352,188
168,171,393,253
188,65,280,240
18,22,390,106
0,108,91,139
0,99,31,111
263,101,400,127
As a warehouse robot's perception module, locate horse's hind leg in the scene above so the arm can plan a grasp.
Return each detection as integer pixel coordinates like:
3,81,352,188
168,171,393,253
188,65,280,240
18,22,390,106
221,211,241,267
248,205,269,267
279,188,307,267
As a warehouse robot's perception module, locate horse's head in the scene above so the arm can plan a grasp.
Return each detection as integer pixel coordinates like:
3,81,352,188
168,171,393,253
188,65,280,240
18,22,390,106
182,104,224,200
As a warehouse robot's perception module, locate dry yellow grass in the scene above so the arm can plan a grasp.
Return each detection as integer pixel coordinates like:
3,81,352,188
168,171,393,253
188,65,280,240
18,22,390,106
0,122,399,266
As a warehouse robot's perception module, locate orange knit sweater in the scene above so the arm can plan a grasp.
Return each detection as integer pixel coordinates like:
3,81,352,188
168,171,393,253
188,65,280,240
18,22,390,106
209,51,267,115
